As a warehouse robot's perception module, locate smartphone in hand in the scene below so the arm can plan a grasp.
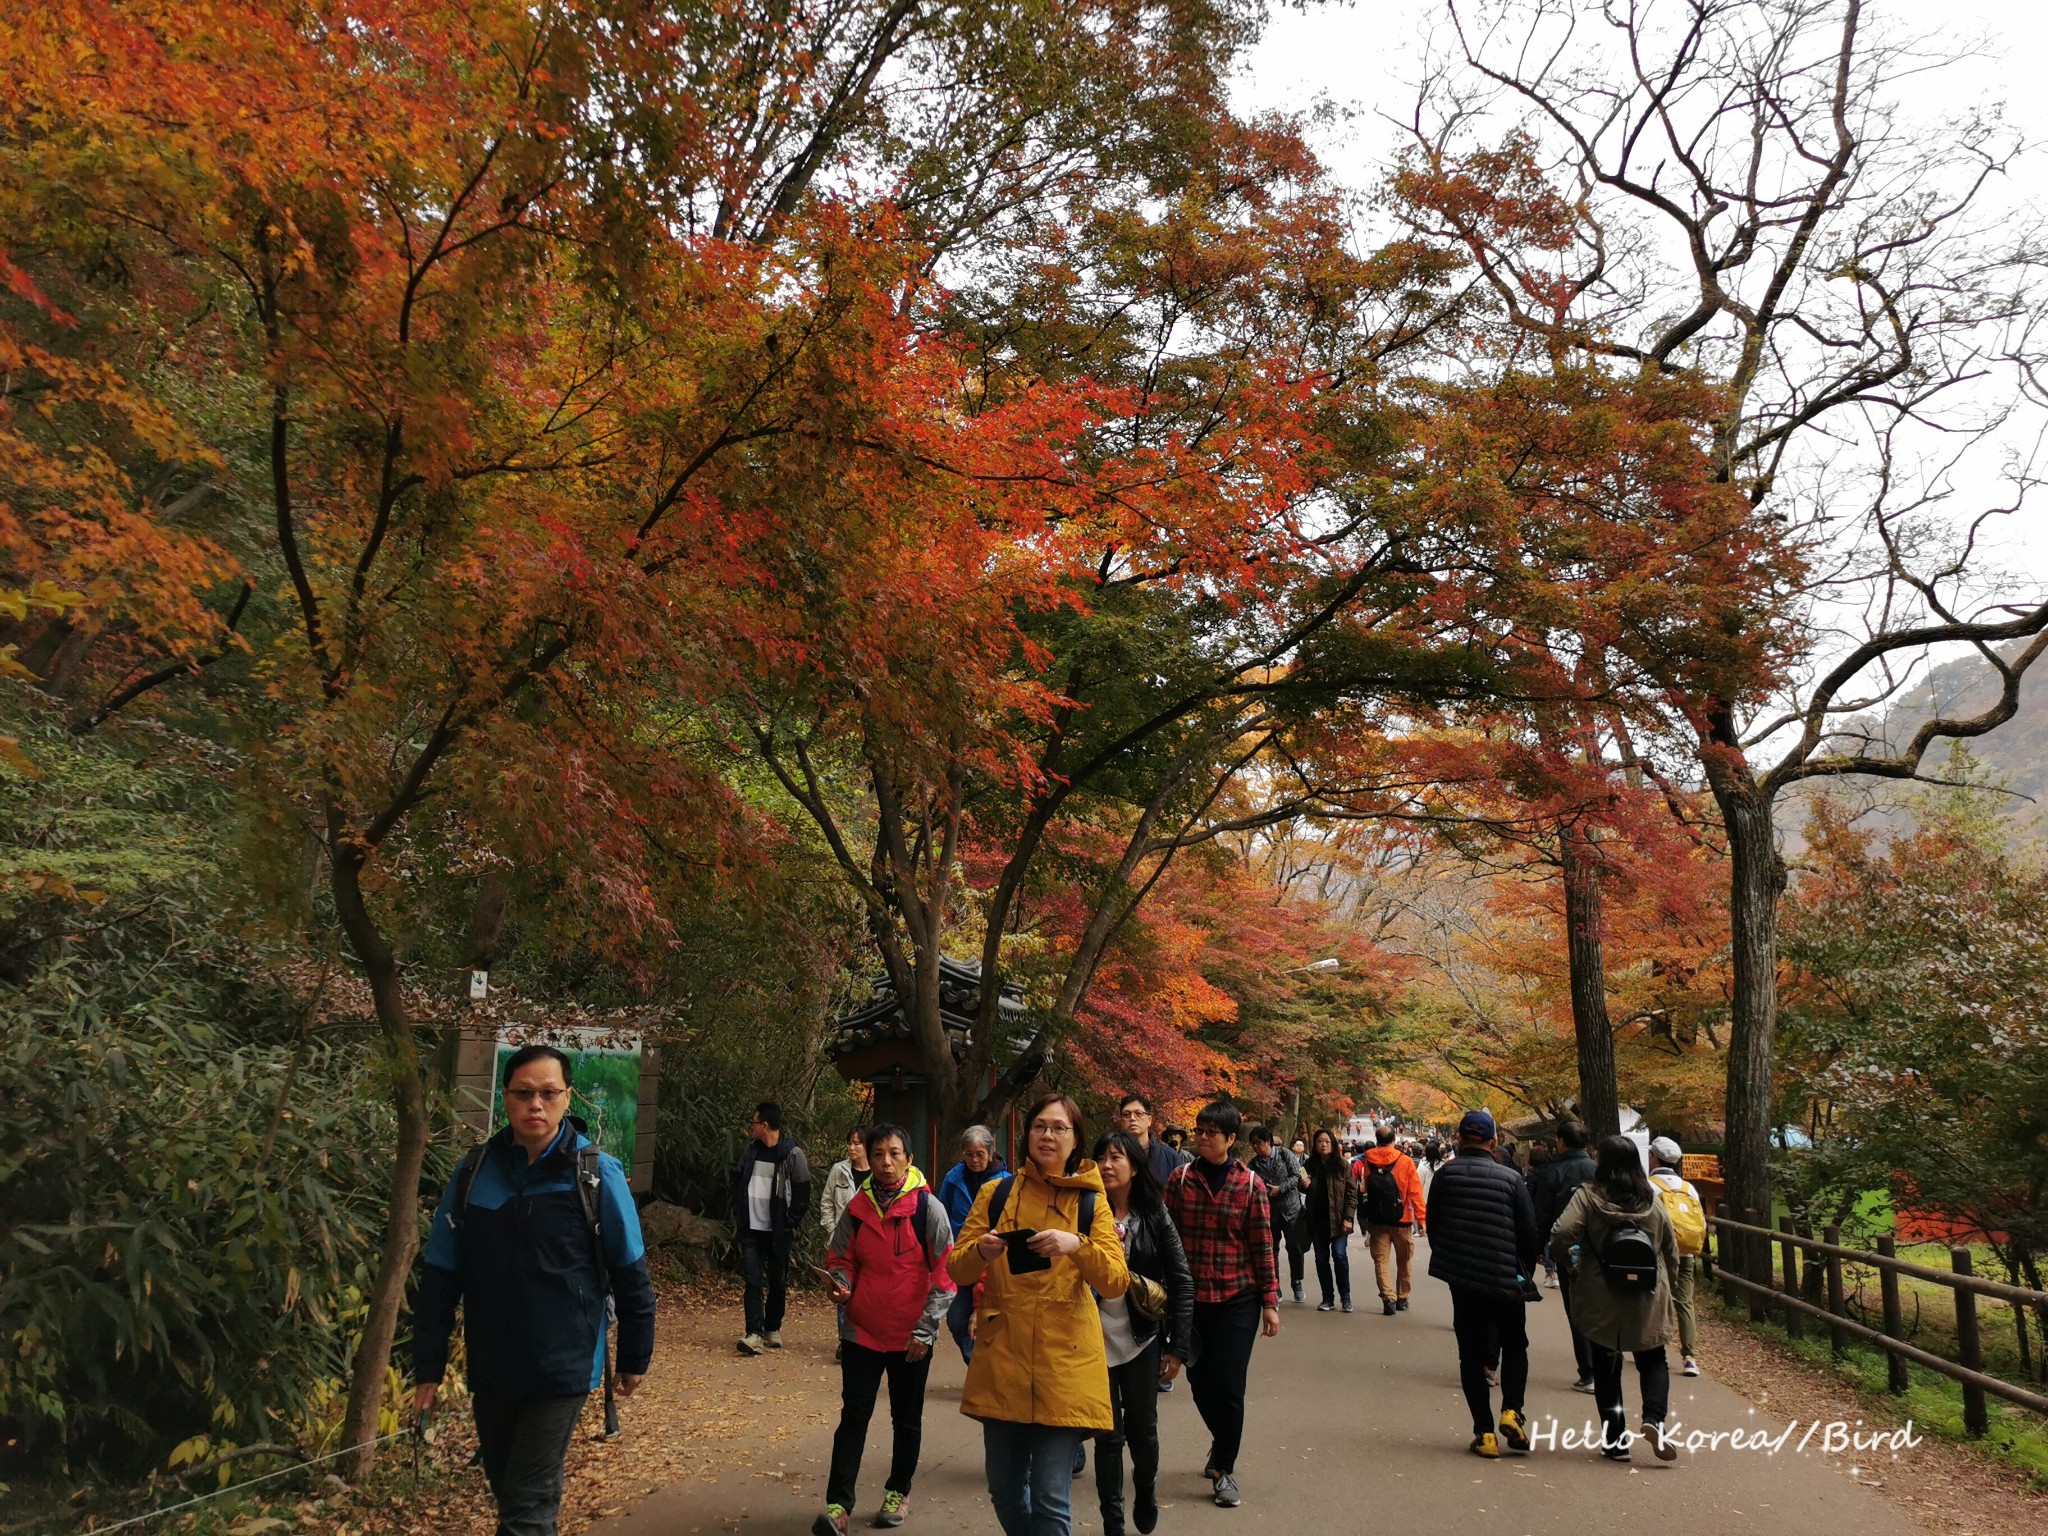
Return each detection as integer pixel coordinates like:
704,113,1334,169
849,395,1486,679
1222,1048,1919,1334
1002,1227,1051,1274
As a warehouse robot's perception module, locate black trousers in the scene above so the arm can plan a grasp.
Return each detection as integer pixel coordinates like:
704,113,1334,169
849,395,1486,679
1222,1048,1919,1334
1556,1271,1594,1380
826,1341,932,1508
1094,1338,1162,1530
1591,1342,1670,1444
1187,1290,1260,1475
1268,1209,1306,1291
1310,1228,1351,1305
1449,1287,1527,1435
741,1228,792,1335
472,1393,586,1536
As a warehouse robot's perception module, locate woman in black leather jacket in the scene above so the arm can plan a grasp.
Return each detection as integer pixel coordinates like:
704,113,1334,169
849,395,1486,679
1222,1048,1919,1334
1090,1130,1195,1536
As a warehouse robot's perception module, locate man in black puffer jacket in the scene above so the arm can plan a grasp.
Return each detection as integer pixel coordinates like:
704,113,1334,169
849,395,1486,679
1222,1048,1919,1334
1426,1110,1540,1459
1528,1119,1597,1391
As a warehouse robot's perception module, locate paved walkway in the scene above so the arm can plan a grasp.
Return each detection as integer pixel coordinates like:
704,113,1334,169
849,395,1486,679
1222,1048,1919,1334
597,1240,1928,1535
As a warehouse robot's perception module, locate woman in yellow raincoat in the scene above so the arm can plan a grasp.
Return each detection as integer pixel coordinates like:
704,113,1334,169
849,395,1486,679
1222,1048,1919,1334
948,1092,1129,1536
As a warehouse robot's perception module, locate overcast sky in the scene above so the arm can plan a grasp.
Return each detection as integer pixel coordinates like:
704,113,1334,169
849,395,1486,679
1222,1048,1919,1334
1231,0,2048,590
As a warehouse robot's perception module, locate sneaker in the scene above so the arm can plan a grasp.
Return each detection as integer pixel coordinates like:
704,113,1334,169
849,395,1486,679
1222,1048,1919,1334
1395,1298,1408,1312
1571,1376,1596,1394
738,1333,765,1356
1682,1356,1700,1377
1341,1298,1354,1313
1316,1300,1336,1312
1211,1472,1241,1507
1644,1422,1677,1462
1382,1299,1396,1316
876,1490,909,1526
1498,1409,1530,1454
1601,1441,1631,1463
1157,1378,1175,1393
1469,1432,1500,1459
814,1507,850,1536
1484,1367,1499,1387
1542,1275,1559,1289
1292,1284,1306,1304
766,1330,784,1349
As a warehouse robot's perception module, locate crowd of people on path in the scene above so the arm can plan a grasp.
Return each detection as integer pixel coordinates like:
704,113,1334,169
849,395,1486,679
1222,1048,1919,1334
402,1046,1708,1536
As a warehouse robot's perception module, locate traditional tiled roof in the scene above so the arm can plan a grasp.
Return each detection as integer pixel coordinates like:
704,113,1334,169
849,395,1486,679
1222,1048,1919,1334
828,957,1024,1063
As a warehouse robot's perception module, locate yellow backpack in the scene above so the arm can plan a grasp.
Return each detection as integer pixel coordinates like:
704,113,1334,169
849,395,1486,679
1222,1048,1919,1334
1656,1177,1706,1257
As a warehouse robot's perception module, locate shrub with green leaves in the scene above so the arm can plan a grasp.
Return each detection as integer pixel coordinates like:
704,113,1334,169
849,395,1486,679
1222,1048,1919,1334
0,939,388,1474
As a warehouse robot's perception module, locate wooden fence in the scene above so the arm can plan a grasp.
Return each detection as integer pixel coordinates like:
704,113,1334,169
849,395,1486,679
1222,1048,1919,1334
1706,1208,2048,1435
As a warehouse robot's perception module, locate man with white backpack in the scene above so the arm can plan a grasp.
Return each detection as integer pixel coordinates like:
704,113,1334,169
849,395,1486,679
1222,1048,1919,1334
1648,1137,1705,1377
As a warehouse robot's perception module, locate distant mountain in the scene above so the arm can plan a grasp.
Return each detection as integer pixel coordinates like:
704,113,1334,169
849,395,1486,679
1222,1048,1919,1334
1860,640,2047,806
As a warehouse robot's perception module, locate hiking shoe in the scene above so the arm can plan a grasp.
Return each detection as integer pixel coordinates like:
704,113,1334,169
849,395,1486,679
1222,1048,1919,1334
875,1490,909,1526
1683,1356,1700,1377
1571,1376,1596,1394
766,1330,784,1349
1341,1298,1354,1313
1211,1472,1241,1507
1469,1432,1500,1459
1382,1299,1396,1316
738,1333,765,1356
814,1507,850,1536
1395,1298,1408,1312
1316,1299,1336,1312
1644,1422,1678,1461
1499,1409,1530,1454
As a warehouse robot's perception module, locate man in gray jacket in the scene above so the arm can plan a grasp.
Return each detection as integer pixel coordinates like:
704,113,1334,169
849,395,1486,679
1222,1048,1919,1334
1425,1110,1540,1459
1528,1119,1597,1391
1247,1124,1309,1304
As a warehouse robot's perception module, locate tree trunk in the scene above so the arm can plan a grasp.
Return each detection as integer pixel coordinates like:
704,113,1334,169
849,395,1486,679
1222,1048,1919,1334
1705,765,1784,1286
331,843,432,1479
1560,825,1620,1141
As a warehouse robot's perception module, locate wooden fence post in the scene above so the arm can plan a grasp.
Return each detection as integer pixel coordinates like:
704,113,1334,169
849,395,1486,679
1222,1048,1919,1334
1744,1210,1769,1321
1780,1215,1804,1340
1954,1247,1989,1436
1823,1223,1847,1358
1876,1235,1909,1394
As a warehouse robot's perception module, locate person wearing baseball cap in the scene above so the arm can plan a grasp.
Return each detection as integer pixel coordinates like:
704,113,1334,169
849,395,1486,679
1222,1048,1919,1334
1424,1109,1541,1458
1648,1137,1705,1377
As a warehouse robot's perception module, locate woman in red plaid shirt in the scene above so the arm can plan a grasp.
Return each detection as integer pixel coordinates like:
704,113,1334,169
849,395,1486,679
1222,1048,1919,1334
1161,1100,1280,1509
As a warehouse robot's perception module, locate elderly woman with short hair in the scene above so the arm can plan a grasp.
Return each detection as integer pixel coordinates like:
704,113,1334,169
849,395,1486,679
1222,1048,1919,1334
938,1124,1009,1362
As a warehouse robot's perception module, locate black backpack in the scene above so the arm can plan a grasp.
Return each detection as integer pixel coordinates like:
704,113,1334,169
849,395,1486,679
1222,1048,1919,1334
1596,1215,1660,1293
451,1138,619,1438
1362,1158,1405,1226
987,1176,1097,1244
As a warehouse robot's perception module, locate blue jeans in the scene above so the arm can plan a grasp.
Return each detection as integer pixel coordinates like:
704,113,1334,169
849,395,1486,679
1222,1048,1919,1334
947,1286,977,1363
1311,1231,1351,1306
983,1419,1085,1536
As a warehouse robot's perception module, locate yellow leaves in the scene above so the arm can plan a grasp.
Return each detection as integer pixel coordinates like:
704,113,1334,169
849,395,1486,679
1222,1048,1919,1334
0,580,85,622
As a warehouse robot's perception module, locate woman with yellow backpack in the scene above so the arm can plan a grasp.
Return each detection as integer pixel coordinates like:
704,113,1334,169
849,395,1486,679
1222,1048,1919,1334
1648,1137,1706,1378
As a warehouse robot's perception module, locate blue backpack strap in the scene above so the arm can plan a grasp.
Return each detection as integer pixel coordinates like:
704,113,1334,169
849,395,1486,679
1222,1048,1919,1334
448,1143,487,1230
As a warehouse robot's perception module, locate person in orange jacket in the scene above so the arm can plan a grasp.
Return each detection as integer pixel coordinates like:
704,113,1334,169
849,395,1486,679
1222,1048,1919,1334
1353,1124,1427,1315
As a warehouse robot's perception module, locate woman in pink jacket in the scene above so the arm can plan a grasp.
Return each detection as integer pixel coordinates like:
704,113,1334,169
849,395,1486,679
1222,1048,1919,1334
815,1122,955,1536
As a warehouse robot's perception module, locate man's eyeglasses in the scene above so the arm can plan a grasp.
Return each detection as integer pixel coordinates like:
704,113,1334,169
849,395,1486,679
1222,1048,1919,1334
1193,1125,1228,1137
507,1087,569,1105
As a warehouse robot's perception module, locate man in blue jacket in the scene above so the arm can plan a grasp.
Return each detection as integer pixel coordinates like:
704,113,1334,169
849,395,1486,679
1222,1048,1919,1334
414,1045,657,1536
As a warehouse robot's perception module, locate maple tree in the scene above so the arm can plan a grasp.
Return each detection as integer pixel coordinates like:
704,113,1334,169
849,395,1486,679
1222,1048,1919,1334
1393,0,2048,1271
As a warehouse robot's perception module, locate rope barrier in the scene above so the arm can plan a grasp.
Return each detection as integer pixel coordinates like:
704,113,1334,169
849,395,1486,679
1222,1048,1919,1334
81,1428,415,1536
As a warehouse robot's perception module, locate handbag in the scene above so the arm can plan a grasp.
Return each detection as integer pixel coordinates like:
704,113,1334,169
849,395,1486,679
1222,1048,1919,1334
1127,1272,1168,1321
